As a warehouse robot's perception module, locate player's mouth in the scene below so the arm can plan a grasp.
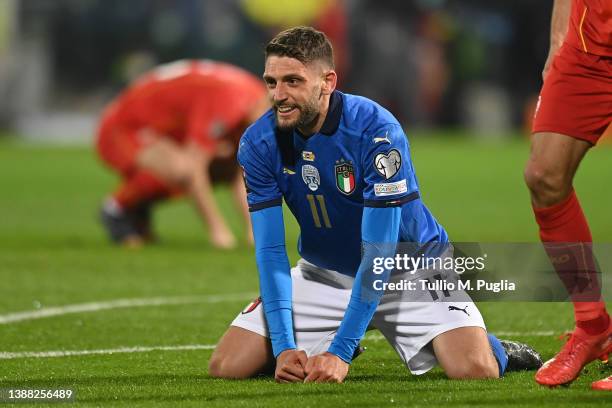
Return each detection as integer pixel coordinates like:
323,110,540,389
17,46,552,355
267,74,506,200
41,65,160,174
276,105,298,118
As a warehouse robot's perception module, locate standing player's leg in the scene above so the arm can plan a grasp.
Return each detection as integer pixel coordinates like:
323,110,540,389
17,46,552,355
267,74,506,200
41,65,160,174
524,41,612,387
524,132,611,386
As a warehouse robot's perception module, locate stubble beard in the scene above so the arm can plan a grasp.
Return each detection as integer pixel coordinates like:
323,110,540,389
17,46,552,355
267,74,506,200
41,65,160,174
275,93,320,133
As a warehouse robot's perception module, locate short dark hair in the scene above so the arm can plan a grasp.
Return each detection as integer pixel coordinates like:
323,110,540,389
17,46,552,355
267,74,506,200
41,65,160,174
265,26,334,69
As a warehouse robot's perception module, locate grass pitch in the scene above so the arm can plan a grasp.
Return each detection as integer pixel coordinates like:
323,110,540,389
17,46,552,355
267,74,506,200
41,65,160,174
0,134,611,407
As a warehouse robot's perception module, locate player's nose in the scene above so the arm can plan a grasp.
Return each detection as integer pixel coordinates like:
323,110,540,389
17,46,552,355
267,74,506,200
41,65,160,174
272,83,289,102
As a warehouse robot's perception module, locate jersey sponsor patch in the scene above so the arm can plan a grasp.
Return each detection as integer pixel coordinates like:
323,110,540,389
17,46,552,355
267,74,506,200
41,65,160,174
302,151,315,161
241,297,262,314
302,164,320,191
335,160,355,195
374,149,402,179
374,179,407,196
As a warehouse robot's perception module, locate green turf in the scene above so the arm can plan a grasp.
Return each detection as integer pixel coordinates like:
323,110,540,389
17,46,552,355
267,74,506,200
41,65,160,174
0,135,611,407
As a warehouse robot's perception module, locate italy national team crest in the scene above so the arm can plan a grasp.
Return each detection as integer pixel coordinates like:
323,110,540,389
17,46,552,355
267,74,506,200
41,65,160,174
335,160,355,195
302,164,320,191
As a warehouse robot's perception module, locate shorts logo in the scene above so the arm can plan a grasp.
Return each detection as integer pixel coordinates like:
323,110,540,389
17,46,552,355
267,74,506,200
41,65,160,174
374,179,407,196
374,149,402,179
302,164,320,191
335,160,356,195
448,305,470,316
241,297,262,314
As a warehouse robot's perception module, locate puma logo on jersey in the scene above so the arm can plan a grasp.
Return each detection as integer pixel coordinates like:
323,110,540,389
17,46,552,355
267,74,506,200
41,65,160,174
283,167,296,175
373,132,390,144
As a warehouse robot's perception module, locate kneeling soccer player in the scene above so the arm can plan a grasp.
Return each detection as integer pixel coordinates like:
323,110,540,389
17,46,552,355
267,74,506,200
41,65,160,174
209,27,541,382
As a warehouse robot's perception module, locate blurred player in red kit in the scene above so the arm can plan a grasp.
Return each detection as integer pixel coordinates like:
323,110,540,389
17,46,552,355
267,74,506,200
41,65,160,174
524,0,611,390
96,60,268,249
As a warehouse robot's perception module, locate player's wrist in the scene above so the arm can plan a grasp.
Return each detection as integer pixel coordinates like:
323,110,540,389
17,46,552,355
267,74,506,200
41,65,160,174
272,342,297,359
276,348,297,359
327,344,353,364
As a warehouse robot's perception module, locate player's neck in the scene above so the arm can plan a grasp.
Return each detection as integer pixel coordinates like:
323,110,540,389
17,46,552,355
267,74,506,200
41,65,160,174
297,95,331,137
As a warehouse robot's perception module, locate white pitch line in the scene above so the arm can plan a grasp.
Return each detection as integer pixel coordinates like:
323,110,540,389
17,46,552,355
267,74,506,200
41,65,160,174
0,344,217,360
0,292,257,325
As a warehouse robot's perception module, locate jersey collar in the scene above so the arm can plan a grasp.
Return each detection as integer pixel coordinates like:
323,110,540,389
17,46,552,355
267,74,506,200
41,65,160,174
319,90,343,136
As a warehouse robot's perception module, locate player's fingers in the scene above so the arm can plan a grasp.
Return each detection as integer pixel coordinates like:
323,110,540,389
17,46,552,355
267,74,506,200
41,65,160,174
304,356,316,374
275,370,304,383
304,369,322,383
282,362,305,379
314,372,333,383
296,350,308,367
329,373,344,383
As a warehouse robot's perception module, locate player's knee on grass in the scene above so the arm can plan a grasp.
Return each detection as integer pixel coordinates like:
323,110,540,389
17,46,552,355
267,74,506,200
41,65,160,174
208,327,273,379
442,352,499,380
208,351,251,379
433,327,499,380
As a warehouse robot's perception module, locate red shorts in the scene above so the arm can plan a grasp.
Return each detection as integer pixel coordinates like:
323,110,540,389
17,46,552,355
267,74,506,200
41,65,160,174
532,43,612,144
96,109,149,176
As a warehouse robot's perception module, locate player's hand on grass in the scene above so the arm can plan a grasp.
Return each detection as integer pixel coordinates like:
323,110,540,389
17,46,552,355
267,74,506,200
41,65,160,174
210,226,237,249
275,349,308,383
304,352,349,383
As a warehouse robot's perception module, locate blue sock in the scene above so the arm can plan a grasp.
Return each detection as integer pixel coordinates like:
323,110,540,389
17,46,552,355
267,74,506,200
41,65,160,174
488,334,508,377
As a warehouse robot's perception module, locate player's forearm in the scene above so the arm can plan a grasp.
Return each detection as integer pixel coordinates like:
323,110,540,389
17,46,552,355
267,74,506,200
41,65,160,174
231,171,253,234
549,0,572,51
251,206,296,356
188,169,229,232
328,207,401,363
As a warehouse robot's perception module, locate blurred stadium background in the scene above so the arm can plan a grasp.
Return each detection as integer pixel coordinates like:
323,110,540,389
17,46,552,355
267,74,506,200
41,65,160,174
1,1,612,406
3,0,606,142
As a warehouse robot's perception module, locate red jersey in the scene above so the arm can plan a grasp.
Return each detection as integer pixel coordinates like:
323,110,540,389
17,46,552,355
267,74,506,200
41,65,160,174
566,0,612,56
102,60,265,152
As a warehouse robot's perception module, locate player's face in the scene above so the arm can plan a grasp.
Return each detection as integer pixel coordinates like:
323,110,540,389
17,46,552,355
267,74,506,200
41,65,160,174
263,56,325,133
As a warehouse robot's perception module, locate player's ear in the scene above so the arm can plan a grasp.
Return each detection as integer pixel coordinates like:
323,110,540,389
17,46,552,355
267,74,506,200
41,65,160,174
321,69,337,96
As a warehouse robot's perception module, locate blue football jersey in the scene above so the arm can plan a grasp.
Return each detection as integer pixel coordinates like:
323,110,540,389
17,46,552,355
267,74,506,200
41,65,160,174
238,91,447,276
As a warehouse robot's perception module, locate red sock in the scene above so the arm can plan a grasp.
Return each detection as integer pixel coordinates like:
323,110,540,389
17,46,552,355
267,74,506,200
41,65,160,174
533,189,608,332
113,171,179,210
